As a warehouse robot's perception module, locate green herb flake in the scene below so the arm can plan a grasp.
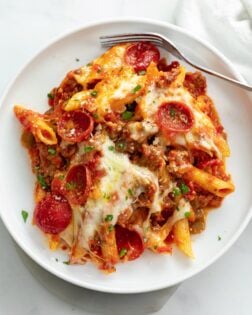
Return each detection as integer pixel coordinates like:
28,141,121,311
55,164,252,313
128,188,133,196
172,187,181,197
180,183,190,194
83,146,94,153
108,224,114,232
66,182,77,190
169,108,176,118
58,174,65,180
86,62,92,67
108,145,115,152
103,192,111,200
21,210,28,223
92,113,99,119
117,142,125,149
121,110,133,120
132,84,142,93
119,248,127,258
105,214,113,222
218,235,222,241
75,58,80,62
34,165,40,171
48,147,56,155
90,90,98,97
37,174,48,189
138,70,146,75
63,261,70,265
184,211,191,218
47,93,54,99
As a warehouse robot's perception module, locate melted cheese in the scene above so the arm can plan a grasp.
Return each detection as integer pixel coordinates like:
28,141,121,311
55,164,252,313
65,67,145,114
74,45,127,87
127,120,159,142
139,80,222,158
79,135,160,250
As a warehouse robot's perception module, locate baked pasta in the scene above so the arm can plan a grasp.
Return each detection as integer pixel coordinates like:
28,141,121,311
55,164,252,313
14,42,234,272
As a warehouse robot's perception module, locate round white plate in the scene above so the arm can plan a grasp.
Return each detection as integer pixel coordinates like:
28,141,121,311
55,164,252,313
0,18,252,294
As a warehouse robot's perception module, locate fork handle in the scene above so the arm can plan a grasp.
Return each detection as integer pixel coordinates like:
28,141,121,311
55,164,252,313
184,58,252,91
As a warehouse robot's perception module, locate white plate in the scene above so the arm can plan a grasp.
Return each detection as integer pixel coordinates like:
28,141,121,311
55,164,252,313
0,18,252,294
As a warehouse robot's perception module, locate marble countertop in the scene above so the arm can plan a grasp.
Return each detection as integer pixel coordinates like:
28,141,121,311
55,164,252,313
0,1,252,314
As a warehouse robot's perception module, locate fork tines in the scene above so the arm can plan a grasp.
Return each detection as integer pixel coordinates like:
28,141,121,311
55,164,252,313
99,33,163,47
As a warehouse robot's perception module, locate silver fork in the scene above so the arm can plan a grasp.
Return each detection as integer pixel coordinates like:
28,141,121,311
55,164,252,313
100,32,252,91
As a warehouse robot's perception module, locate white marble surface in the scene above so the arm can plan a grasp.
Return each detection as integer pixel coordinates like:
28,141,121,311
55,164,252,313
0,0,252,314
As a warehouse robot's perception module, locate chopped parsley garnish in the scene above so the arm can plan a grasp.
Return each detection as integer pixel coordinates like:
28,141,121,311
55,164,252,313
169,107,176,118
119,248,127,258
37,174,48,189
48,147,56,155
132,84,142,93
108,145,115,151
121,110,133,120
21,210,28,223
86,62,92,66
66,182,77,190
218,235,222,241
180,183,190,194
58,174,65,180
128,188,133,196
105,214,113,222
92,113,99,119
83,146,94,153
117,142,125,149
90,90,98,97
63,261,70,265
47,93,54,99
103,192,111,200
108,224,114,232
138,70,146,75
184,211,191,218
172,187,181,197
75,58,80,62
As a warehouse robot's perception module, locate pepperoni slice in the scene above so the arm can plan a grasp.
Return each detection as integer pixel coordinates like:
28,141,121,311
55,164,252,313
65,164,91,205
51,175,65,195
125,42,160,72
34,193,72,234
57,111,94,143
115,225,144,261
157,102,194,134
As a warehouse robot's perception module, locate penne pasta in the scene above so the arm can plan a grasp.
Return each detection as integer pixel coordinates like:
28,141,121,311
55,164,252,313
14,105,57,145
184,166,234,197
173,218,194,258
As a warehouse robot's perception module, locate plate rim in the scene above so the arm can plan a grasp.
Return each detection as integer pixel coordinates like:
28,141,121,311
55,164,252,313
0,17,251,294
